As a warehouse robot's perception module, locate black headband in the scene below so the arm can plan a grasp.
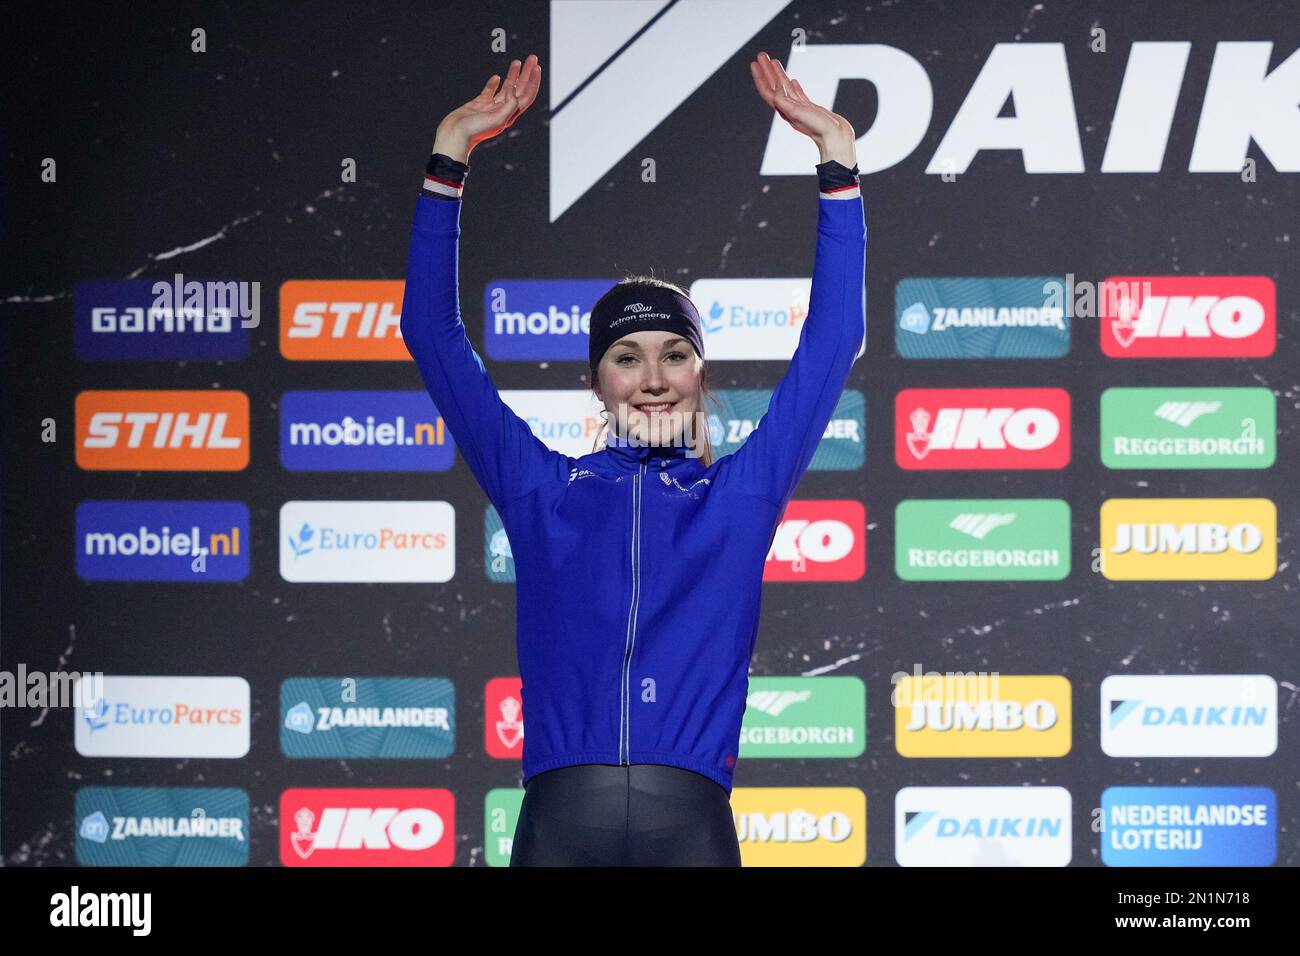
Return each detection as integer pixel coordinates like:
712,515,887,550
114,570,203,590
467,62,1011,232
588,284,705,370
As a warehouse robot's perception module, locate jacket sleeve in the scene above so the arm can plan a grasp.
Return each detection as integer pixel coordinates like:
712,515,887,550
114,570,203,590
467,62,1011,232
725,160,867,509
400,162,569,509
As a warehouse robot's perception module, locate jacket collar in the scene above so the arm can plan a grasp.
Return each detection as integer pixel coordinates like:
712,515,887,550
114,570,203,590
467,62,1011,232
602,431,696,473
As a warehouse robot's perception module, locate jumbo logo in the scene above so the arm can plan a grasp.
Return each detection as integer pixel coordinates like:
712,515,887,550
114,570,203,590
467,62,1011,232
895,675,1071,757
279,280,408,360
76,391,248,471
729,787,865,867
1100,499,1276,580
896,787,1072,866
1099,277,1275,357
764,500,865,581
279,788,454,866
895,388,1070,469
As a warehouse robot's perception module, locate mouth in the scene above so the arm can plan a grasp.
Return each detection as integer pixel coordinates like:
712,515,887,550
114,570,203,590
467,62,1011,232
634,402,676,414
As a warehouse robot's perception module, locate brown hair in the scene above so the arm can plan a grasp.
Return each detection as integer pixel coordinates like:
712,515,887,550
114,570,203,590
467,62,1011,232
588,274,719,467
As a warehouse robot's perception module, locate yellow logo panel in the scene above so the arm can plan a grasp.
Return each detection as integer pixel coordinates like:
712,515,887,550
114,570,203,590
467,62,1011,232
1100,499,1276,580
730,787,865,867
894,675,1071,757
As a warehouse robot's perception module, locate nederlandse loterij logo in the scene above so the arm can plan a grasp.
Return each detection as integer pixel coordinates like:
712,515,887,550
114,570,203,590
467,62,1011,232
75,787,249,867
895,787,1072,866
894,277,1070,358
279,788,454,866
895,388,1071,469
1099,277,1275,357
280,678,455,759
76,390,248,471
1100,387,1275,469
729,787,866,866
738,676,866,758
1101,675,1277,757
894,675,1071,757
1099,499,1276,580
895,499,1070,580
279,501,454,583
1101,787,1276,866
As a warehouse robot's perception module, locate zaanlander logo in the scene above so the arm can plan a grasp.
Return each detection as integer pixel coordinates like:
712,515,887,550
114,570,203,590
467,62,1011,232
280,678,455,759
894,675,1071,757
896,499,1070,581
550,4,1300,220
728,787,866,866
894,277,1070,358
1100,388,1275,469
1101,675,1277,757
75,787,249,867
896,787,1072,866
1099,499,1276,580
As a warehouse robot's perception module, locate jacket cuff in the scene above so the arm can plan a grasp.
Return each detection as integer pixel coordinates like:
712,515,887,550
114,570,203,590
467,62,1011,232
816,159,860,200
422,152,470,200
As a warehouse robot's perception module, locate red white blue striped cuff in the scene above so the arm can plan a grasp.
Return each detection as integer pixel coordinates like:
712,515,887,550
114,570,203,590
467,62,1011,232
817,159,861,200
422,152,469,200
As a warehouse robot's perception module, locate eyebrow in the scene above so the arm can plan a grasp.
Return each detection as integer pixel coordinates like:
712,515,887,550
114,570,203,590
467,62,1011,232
613,338,689,352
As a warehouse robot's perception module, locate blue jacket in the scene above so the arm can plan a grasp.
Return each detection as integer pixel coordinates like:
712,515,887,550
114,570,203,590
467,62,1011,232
400,168,865,794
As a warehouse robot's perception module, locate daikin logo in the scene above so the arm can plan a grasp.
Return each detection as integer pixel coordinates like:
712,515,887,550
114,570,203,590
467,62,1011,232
1101,675,1276,757
550,2,1300,221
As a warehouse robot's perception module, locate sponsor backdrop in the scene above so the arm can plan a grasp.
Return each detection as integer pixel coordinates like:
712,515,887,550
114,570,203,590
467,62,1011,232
3,1,1296,866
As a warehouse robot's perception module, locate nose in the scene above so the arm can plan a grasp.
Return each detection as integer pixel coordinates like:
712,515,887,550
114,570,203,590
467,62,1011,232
640,362,667,393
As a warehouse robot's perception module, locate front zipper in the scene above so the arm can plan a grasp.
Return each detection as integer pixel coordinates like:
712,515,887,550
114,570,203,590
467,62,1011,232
618,461,646,765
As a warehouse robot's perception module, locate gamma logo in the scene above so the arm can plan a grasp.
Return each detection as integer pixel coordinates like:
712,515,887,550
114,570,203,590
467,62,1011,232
895,388,1070,469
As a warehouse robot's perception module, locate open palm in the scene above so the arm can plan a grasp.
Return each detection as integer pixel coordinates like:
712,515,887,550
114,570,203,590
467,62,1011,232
435,54,543,154
749,50,852,143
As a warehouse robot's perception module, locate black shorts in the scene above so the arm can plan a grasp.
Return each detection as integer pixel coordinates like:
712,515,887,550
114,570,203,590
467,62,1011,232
509,762,742,867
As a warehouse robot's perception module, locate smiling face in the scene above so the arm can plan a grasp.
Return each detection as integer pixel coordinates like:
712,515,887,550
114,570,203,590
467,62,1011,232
593,330,704,447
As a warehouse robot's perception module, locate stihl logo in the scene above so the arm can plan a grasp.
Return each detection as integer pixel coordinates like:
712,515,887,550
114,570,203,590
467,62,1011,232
765,500,865,581
279,788,453,866
280,280,410,360
76,391,249,471
1100,277,1275,357
895,389,1071,470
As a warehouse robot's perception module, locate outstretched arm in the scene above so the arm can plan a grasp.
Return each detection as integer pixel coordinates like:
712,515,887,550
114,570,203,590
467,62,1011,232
726,52,866,508
400,56,568,509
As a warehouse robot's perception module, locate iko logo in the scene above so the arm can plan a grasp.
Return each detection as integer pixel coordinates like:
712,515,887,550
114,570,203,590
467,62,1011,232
485,678,525,757
279,788,454,866
896,388,1070,470
765,500,866,581
1099,277,1275,357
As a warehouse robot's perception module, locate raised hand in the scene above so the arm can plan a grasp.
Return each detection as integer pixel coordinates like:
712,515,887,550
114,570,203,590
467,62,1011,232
749,51,856,167
433,54,543,163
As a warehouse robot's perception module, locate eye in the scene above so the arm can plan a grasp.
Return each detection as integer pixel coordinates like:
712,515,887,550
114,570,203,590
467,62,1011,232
666,351,687,361
616,354,636,365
